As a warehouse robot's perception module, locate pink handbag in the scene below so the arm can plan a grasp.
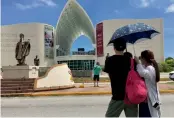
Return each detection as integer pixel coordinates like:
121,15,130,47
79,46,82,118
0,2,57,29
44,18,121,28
124,59,147,104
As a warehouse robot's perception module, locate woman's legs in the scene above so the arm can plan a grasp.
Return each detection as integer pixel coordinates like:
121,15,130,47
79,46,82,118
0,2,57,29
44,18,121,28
139,102,151,117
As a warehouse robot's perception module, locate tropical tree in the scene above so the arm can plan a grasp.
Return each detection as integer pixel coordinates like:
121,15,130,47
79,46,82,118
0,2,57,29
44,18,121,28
165,57,174,68
165,57,173,62
158,62,173,72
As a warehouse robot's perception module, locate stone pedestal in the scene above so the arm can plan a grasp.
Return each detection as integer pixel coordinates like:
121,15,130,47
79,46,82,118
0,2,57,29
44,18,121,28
2,66,39,79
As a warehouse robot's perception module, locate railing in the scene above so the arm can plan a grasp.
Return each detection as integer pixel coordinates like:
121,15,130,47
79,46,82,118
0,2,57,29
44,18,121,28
71,70,92,77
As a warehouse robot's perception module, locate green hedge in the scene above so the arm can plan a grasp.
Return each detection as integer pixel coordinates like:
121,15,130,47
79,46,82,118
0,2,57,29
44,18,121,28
159,57,174,72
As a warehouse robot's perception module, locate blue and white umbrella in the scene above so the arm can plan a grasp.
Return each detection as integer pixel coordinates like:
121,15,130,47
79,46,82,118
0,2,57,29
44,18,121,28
108,23,160,45
108,23,160,54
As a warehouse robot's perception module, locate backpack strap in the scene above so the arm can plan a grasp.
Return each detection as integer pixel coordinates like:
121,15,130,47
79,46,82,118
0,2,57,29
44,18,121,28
130,59,134,70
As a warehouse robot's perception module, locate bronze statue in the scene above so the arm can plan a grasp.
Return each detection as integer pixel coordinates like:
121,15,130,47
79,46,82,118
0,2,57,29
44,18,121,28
34,55,40,66
15,33,31,65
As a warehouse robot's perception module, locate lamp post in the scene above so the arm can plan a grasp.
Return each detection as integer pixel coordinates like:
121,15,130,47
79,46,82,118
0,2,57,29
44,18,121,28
83,60,85,85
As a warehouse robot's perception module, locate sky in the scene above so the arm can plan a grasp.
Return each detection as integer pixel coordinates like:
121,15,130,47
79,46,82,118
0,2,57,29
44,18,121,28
1,0,174,57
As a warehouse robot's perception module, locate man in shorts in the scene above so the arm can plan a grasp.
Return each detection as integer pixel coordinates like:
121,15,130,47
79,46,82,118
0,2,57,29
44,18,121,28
93,62,102,87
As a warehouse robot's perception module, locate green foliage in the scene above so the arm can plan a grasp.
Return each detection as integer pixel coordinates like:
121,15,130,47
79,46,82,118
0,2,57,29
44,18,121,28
159,62,173,72
165,57,173,62
159,57,174,72
165,58,174,68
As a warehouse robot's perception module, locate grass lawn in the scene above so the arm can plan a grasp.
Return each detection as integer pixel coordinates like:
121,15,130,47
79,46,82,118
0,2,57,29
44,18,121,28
73,77,109,83
160,78,171,81
165,82,174,84
73,77,170,83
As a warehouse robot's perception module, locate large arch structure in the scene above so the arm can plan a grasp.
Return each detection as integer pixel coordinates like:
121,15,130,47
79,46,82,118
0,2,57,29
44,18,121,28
55,0,95,56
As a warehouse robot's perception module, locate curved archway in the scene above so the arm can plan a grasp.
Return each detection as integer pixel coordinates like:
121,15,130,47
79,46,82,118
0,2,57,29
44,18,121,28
71,35,94,53
55,0,95,56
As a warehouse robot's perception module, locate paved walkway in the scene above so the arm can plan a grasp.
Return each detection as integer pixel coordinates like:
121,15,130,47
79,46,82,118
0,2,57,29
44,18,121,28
32,82,174,95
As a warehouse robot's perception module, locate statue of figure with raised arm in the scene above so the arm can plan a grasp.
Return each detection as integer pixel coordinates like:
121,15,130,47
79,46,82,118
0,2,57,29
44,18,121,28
15,33,31,65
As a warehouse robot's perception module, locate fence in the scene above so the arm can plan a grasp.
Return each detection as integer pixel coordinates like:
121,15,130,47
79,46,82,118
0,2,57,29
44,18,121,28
71,70,92,77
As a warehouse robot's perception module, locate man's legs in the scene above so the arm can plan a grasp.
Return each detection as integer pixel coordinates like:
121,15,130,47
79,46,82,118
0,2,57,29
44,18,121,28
94,81,95,87
105,100,124,117
93,75,96,87
97,75,99,87
124,103,138,117
93,80,96,87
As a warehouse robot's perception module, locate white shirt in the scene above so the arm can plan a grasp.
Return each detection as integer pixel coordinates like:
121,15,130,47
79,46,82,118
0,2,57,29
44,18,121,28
137,64,161,117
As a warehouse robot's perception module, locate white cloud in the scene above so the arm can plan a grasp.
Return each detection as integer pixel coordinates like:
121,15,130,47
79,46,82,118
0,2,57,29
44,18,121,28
140,0,156,8
38,0,57,7
129,0,155,8
140,0,150,8
15,0,57,10
15,2,43,10
166,4,174,13
114,10,119,13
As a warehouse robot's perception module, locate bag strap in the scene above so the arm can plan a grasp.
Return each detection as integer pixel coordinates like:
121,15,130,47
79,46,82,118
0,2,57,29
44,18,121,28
130,59,134,70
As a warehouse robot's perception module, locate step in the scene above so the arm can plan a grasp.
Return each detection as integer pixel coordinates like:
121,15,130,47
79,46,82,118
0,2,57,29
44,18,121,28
1,86,34,90
1,78,35,81
1,89,34,94
1,79,35,82
1,83,34,87
1,81,34,84
1,79,35,81
1,82,34,85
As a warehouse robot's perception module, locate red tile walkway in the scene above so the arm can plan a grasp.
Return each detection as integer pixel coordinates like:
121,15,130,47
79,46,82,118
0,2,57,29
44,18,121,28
32,83,174,95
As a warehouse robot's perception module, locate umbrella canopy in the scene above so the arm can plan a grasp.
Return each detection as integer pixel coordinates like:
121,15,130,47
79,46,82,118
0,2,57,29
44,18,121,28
108,23,160,45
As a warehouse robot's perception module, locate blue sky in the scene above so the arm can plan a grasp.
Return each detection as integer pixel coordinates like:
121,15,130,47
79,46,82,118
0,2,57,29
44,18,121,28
1,0,174,57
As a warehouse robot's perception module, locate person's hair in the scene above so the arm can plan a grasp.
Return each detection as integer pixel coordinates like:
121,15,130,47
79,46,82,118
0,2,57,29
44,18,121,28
124,52,133,58
96,62,100,65
141,50,160,82
113,38,126,51
20,33,24,37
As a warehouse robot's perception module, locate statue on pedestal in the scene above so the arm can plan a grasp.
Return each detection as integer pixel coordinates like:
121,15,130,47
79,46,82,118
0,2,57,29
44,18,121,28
34,55,40,66
15,33,31,66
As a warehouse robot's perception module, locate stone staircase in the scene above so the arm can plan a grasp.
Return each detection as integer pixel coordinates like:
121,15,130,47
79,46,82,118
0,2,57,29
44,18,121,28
1,78,35,94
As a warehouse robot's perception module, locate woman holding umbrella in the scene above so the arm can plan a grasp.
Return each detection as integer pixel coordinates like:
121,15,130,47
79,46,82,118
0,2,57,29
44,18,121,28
134,50,161,117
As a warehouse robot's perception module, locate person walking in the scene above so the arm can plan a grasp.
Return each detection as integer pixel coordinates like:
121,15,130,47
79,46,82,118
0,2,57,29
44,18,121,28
93,62,102,87
104,38,138,117
135,50,161,117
